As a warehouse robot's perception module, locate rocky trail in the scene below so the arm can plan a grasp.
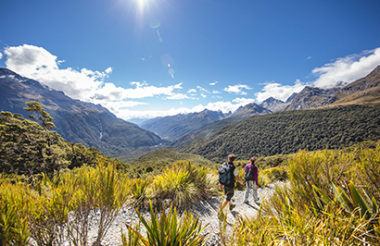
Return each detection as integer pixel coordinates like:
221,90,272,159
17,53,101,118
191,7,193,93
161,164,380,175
83,182,282,246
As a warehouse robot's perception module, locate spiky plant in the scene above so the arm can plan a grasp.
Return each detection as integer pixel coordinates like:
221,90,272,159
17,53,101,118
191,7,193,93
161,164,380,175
128,178,151,209
151,167,197,209
124,201,208,246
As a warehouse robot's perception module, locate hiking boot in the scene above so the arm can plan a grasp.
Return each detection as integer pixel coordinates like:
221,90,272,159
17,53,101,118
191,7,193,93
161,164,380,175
243,200,249,205
229,204,236,211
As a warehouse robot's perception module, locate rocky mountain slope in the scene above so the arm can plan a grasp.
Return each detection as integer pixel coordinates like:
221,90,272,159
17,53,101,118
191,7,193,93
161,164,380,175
229,103,271,118
284,86,340,111
260,97,287,112
328,65,380,106
0,68,165,157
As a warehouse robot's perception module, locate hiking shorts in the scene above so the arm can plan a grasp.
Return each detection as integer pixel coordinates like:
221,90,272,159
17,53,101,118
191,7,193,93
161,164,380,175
224,186,234,201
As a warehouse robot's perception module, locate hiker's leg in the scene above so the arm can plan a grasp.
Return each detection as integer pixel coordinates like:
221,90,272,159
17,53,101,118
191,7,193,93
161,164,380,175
244,181,251,202
252,182,259,202
221,186,233,210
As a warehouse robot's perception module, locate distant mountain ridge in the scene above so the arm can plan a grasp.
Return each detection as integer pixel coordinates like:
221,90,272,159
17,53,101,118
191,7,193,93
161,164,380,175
0,68,165,158
141,109,226,141
170,103,272,149
229,103,271,118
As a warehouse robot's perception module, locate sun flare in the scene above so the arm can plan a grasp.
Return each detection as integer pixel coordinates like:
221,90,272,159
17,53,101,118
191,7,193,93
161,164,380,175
137,0,148,10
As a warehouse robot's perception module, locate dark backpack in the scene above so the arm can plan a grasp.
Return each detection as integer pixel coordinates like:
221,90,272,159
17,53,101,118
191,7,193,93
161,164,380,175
245,164,256,181
218,163,235,187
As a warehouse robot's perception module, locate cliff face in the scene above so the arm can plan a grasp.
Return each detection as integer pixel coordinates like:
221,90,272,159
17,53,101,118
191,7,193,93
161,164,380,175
284,86,340,111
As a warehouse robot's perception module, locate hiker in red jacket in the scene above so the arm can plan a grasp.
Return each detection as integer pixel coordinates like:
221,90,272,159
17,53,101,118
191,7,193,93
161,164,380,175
243,157,259,204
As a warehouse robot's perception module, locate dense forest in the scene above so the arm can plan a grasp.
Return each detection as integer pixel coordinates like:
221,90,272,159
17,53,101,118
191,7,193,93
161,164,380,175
178,104,380,162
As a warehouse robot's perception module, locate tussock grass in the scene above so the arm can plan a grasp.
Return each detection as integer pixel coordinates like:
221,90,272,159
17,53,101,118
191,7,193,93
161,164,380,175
0,158,128,246
233,141,380,245
1,141,379,245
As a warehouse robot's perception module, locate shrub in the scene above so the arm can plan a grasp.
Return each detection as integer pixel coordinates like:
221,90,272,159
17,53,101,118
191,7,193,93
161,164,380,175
0,182,30,246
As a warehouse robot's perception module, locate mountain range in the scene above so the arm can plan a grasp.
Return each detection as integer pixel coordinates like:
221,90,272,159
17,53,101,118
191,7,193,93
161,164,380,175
170,66,380,150
1,65,379,161
142,66,380,143
140,109,226,140
0,68,165,158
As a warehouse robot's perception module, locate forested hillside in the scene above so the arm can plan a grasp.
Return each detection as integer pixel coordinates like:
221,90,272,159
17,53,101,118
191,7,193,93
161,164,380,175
178,104,380,162
0,104,126,177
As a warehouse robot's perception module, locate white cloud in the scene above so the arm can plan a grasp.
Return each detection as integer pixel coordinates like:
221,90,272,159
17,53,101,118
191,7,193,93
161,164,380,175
197,86,209,93
224,84,251,95
105,67,112,74
232,97,255,105
313,47,380,88
212,90,220,94
165,93,189,100
210,81,218,86
121,98,252,120
92,100,148,117
115,107,194,120
255,80,306,103
193,101,242,113
4,44,184,102
130,81,148,87
254,47,380,103
0,52,3,59
4,44,104,99
187,89,197,94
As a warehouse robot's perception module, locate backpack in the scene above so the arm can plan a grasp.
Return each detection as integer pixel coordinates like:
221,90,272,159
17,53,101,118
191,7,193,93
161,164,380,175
245,164,256,181
218,163,235,187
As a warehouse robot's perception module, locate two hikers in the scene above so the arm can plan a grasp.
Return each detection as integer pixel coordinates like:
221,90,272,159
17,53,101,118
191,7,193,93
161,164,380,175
219,154,259,211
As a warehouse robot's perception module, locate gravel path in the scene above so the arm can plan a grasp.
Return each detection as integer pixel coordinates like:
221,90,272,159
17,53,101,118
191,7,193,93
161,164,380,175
82,182,282,246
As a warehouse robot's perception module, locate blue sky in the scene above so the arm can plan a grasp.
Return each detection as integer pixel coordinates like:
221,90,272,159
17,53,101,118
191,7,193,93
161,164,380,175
1,0,380,120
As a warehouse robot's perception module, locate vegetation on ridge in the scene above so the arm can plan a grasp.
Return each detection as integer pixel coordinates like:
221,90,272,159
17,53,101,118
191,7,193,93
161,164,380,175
178,104,380,162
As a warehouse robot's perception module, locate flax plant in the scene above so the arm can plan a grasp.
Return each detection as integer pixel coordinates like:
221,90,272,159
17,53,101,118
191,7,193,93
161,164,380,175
124,201,208,246
128,178,151,209
171,161,218,199
151,167,197,209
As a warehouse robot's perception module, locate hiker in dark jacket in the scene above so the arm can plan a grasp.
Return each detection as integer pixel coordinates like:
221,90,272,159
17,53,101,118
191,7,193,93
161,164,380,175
219,154,243,211
243,157,259,204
